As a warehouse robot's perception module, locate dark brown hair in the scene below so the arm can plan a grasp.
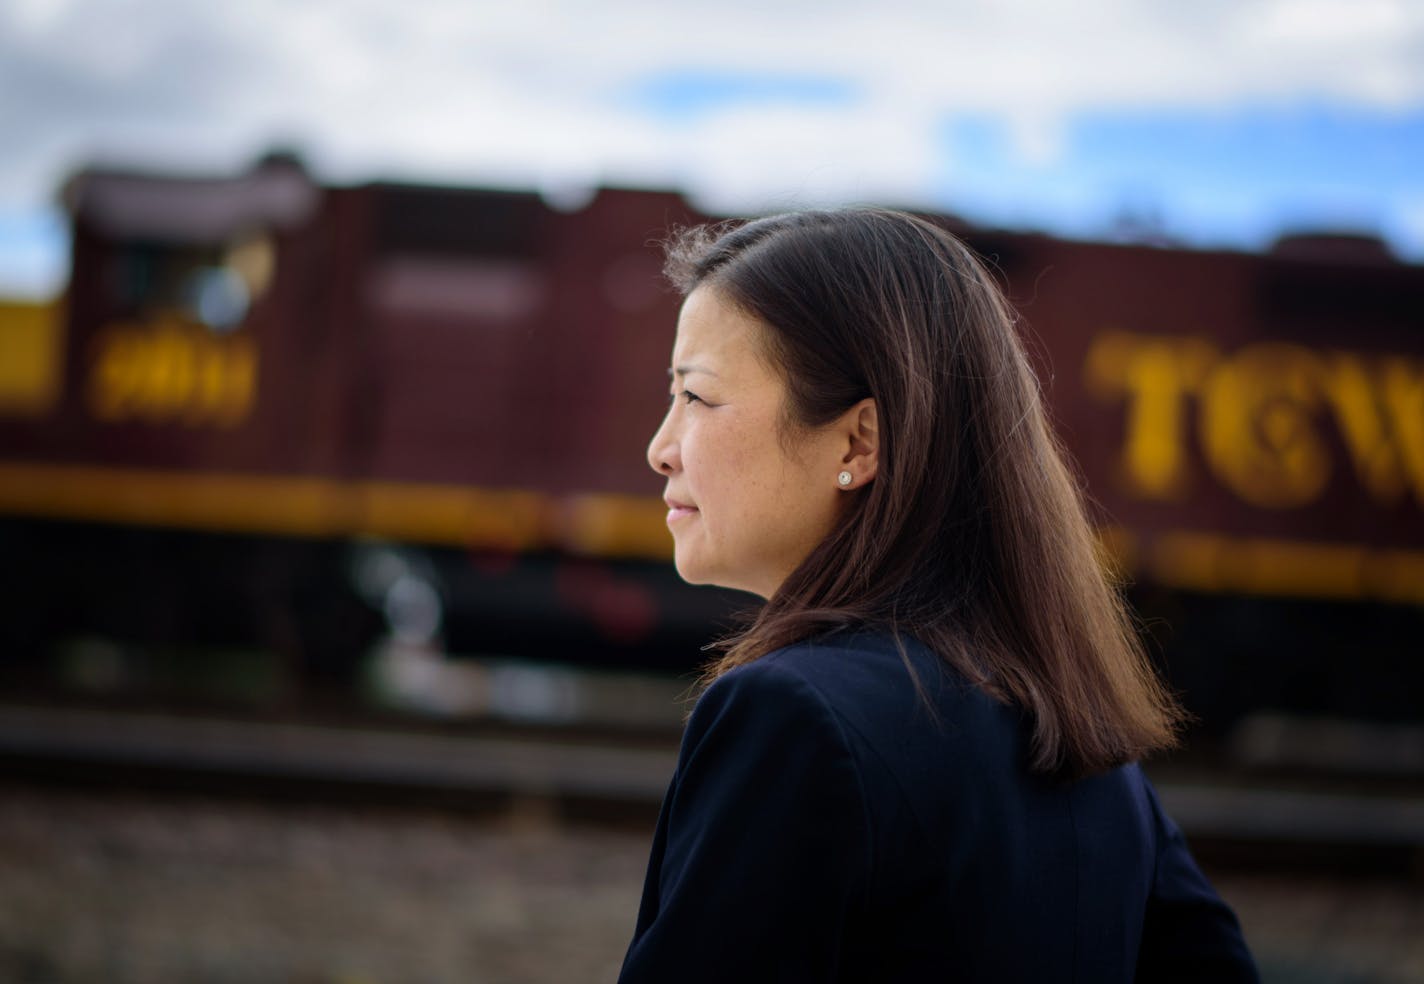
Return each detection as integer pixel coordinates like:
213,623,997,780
665,209,1184,779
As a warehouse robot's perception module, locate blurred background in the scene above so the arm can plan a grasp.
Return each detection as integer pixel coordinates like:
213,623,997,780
1,1,1422,981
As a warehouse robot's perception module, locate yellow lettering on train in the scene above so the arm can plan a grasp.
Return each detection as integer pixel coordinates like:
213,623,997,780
1317,353,1424,508
1083,331,1217,499
87,317,258,427
1382,359,1424,507
1200,343,1330,508
1084,331,1424,511
1320,353,1398,501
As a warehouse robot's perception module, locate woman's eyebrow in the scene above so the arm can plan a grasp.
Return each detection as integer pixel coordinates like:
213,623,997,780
669,365,718,379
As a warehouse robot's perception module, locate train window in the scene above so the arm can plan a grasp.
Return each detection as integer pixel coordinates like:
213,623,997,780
112,232,274,332
186,266,248,331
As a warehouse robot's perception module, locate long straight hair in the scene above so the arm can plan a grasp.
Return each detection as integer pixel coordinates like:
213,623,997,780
664,209,1185,779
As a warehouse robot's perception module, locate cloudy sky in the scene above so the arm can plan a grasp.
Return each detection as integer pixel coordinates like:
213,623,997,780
1,0,1422,297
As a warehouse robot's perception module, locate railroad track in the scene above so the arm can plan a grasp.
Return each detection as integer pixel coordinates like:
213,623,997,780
0,703,676,822
2,703,1423,867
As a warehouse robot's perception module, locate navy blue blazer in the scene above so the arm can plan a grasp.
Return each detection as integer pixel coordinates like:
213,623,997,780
620,632,1258,982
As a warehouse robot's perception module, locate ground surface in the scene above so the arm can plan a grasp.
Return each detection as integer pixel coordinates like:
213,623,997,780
0,787,1420,983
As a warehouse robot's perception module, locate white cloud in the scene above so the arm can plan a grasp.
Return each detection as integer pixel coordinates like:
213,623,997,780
5,3,1420,178
0,0,1420,289
632,102,943,212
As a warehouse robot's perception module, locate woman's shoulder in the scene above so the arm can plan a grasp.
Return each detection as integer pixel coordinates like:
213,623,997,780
684,632,920,761
702,630,1016,764
697,632,913,721
761,630,998,718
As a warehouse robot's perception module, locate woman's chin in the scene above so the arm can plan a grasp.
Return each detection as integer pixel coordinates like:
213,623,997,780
672,553,711,587
675,560,770,599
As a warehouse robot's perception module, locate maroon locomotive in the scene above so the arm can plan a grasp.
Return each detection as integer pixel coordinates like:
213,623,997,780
1,153,1420,739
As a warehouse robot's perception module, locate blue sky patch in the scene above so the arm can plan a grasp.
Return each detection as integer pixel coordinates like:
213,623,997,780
937,104,1424,255
0,207,67,299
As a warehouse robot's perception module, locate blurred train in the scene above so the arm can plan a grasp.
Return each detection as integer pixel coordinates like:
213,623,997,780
1,153,1421,742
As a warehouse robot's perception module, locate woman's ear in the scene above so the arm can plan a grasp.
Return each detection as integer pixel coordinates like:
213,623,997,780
838,398,879,488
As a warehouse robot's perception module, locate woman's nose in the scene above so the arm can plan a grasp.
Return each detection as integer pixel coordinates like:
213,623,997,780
647,411,679,475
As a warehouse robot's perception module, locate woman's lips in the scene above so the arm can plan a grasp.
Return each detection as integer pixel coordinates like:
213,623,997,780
665,499,698,524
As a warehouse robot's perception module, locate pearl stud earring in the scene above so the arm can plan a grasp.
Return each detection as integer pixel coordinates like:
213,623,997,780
837,470,853,487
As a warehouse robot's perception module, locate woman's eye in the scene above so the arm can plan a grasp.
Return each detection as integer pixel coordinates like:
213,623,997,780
670,389,703,406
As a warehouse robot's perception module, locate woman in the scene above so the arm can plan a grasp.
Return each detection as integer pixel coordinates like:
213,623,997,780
620,210,1258,982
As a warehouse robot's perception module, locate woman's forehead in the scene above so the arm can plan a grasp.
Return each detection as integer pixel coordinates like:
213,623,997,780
673,287,766,372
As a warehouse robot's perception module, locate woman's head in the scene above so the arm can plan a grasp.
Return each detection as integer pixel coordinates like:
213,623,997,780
654,209,1184,778
654,210,1032,611
646,284,877,598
